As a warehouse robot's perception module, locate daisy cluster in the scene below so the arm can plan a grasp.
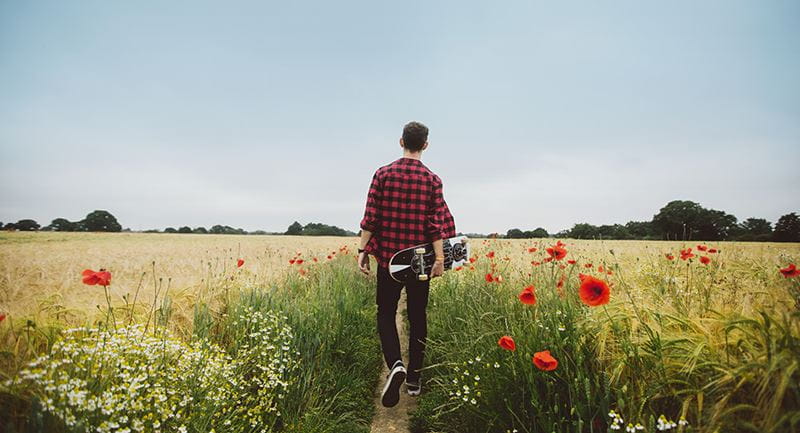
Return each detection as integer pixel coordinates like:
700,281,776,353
656,415,690,431
608,410,690,432
447,355,495,407
225,307,298,430
7,308,298,433
7,325,234,433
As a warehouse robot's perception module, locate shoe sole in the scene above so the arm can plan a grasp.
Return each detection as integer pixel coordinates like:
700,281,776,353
381,367,406,407
407,388,421,396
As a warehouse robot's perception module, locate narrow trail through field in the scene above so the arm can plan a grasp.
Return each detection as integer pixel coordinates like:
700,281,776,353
370,291,416,433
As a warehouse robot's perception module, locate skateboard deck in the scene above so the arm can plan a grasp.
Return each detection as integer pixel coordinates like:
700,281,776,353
389,236,470,283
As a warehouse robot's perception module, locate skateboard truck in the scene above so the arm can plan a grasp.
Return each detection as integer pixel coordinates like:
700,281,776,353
414,248,428,281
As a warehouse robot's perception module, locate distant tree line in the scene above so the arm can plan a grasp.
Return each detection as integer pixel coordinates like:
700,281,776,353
582,200,797,242
499,200,798,242
285,221,356,237
1,211,356,237
1,210,122,232
506,227,550,239
4,201,797,241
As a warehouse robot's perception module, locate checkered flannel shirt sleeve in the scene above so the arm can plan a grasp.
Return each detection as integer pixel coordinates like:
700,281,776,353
359,171,381,233
437,184,457,240
425,176,452,241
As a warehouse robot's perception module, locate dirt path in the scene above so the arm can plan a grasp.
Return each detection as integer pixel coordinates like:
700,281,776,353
369,291,416,433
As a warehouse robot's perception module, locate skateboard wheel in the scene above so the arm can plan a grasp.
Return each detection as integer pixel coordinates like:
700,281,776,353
418,274,429,281
414,248,426,255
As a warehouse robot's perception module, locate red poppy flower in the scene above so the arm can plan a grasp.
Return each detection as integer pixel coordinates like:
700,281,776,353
697,244,708,252
579,275,610,307
543,257,553,263
699,256,711,265
485,273,494,283
295,259,304,265
780,264,800,278
708,248,718,254
665,254,675,260
606,270,613,275
495,275,504,283
556,277,565,289
469,266,475,271
469,257,477,263
498,336,516,351
82,269,112,286
556,240,566,247
455,266,463,271
567,260,576,265
312,257,318,263
531,261,541,266
584,263,593,268
559,264,566,270
546,245,568,260
680,248,694,260
519,285,536,305
486,251,495,259
532,350,558,371
0,313,6,323
298,269,307,276
597,266,604,273
237,259,245,268
528,247,538,253
578,273,589,281
289,259,296,265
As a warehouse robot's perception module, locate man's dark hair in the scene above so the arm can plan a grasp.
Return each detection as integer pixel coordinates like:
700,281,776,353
402,121,429,152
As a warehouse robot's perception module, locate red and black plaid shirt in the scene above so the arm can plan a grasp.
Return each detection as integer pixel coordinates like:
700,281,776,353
360,157,456,269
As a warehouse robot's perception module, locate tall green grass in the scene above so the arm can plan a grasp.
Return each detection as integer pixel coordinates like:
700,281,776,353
411,245,800,433
1,256,382,433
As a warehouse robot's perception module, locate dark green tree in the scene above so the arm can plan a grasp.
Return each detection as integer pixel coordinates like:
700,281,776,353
193,227,208,234
736,218,773,241
81,210,122,232
301,222,355,236
596,224,632,240
694,209,737,241
625,221,655,239
506,228,525,239
46,218,78,232
210,225,225,234
286,221,304,235
15,219,40,231
530,227,549,238
178,226,192,233
652,200,706,240
773,212,800,242
164,227,177,233
568,223,598,239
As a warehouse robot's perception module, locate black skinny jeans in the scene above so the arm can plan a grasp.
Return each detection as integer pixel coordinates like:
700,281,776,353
376,266,430,382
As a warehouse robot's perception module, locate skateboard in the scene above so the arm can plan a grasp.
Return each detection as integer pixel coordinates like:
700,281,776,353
389,236,470,283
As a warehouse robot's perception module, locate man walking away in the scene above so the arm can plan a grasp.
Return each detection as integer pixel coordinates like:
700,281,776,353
357,121,456,407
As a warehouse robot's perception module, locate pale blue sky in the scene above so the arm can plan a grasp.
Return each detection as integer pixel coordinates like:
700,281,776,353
1,0,798,233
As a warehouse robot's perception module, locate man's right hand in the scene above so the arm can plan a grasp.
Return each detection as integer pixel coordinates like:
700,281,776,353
431,260,444,278
358,252,371,275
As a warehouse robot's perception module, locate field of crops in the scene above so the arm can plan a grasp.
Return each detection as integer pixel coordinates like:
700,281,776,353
0,233,798,433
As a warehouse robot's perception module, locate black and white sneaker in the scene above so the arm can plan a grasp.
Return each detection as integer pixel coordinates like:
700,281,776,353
381,360,406,407
406,380,421,396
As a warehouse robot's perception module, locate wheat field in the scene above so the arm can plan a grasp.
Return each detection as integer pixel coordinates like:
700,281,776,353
1,233,799,432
